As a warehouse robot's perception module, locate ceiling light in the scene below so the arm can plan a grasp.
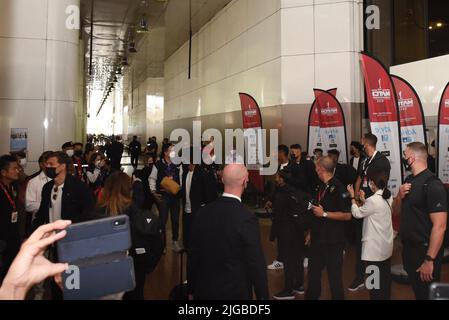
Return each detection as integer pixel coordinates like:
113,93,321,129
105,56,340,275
429,26,433,30
136,15,149,33
437,22,443,28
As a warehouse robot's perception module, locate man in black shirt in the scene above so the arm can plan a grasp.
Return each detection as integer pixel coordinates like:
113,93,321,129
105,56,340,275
272,169,310,300
349,133,391,292
129,136,142,169
327,149,357,188
108,136,124,171
393,142,447,300
306,156,352,300
0,155,21,283
289,144,319,195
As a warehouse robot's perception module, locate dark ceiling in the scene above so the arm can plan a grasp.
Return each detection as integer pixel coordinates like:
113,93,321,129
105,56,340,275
80,0,233,95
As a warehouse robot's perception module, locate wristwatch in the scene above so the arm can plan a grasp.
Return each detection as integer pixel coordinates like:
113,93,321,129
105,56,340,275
425,255,435,262
323,212,328,218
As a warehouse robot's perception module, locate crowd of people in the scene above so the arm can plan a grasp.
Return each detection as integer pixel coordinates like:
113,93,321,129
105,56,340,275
0,132,447,300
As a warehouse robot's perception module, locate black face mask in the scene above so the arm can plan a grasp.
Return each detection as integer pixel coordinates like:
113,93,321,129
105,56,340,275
290,154,296,161
402,157,413,171
45,167,57,179
74,150,83,157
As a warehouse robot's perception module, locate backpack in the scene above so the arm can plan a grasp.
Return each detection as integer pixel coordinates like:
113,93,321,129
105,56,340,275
130,209,164,274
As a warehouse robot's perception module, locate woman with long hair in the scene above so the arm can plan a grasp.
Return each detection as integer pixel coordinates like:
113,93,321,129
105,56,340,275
86,152,108,199
96,172,163,300
347,169,394,300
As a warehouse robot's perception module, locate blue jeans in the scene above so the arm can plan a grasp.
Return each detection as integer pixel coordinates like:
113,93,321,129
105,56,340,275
157,193,180,245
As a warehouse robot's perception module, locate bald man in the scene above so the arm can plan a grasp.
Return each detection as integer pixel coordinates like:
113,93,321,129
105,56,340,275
187,164,269,300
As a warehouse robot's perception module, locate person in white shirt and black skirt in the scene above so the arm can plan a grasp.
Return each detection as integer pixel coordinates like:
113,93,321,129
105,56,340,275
348,169,394,300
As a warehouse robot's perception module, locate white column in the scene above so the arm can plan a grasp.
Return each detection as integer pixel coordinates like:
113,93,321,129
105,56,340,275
0,0,80,173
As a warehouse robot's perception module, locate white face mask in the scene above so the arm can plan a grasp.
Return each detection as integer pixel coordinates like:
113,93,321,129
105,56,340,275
19,158,27,167
169,151,176,159
66,150,74,157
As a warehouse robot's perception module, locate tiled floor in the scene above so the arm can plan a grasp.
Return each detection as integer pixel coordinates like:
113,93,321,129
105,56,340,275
143,218,449,300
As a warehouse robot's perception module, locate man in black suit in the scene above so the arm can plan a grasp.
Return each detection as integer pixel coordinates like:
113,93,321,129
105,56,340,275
181,161,208,251
33,152,95,229
188,164,269,300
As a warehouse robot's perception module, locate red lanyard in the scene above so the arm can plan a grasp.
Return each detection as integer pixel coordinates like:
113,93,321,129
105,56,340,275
76,159,82,175
317,185,329,203
0,182,16,211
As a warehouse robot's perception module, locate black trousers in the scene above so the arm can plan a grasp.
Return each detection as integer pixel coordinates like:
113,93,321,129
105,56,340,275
306,242,345,300
353,218,365,281
130,153,139,168
402,243,443,300
183,211,195,251
158,193,180,244
277,220,305,291
270,218,284,263
364,259,391,300
110,157,122,170
123,251,149,300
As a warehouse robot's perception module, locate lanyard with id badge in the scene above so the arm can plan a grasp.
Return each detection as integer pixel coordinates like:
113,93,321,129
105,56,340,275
0,183,18,224
362,153,377,188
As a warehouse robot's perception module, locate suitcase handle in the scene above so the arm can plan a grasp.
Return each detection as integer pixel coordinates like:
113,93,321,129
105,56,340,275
177,249,187,285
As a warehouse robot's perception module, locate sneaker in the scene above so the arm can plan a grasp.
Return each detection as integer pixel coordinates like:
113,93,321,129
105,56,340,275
267,260,284,270
172,241,183,253
273,290,295,300
303,257,308,268
293,285,305,295
347,278,365,292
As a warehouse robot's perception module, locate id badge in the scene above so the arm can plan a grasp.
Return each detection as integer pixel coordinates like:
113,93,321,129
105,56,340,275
363,177,368,188
11,211,18,224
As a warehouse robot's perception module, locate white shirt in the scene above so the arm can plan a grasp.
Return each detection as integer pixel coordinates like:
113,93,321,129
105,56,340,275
352,156,360,171
185,171,194,213
351,190,394,262
86,168,101,183
25,171,50,214
49,183,64,223
280,162,289,170
222,193,242,203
